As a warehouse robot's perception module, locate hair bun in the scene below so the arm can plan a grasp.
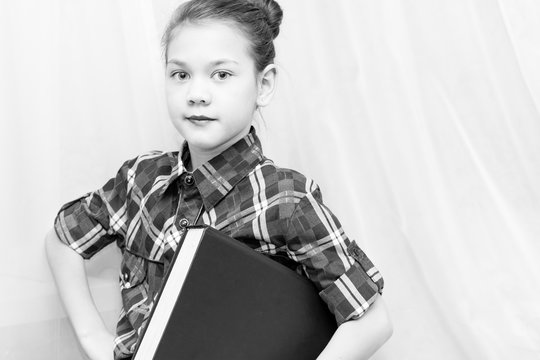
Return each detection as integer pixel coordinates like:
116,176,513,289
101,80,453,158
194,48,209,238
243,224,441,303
250,0,283,39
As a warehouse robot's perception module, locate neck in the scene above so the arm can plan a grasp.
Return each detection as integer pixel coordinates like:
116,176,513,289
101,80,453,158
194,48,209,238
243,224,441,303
187,127,252,170
188,149,215,171
188,141,236,171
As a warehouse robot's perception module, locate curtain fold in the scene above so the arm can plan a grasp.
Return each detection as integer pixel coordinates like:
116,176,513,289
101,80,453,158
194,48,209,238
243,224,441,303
1,0,538,359
1,1,174,358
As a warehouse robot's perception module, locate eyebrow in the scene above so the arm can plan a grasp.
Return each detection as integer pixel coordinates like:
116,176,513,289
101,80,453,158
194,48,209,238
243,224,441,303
166,59,240,67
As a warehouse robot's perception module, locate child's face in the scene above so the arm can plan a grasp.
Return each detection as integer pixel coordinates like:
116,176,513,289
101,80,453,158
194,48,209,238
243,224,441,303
165,21,259,156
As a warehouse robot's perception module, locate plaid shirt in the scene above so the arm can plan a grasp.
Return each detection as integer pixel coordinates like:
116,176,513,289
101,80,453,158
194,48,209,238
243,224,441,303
54,128,384,359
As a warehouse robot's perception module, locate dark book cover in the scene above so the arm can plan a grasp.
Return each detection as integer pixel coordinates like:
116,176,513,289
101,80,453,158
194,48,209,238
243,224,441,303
133,226,337,360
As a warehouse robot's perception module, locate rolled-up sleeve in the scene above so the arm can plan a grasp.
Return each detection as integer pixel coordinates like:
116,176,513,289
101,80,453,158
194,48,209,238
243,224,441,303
54,159,132,259
284,186,384,325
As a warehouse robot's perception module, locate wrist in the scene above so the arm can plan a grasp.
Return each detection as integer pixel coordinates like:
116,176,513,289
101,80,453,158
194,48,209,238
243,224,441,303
77,323,111,344
78,328,115,360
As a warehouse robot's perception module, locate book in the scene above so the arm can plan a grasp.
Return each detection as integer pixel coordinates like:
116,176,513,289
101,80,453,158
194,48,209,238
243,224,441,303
133,225,337,360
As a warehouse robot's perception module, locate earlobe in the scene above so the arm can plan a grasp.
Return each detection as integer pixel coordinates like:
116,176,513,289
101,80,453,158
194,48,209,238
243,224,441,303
256,64,277,107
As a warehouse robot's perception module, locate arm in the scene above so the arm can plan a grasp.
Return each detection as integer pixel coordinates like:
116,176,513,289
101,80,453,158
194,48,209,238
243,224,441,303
282,183,391,358
317,295,393,360
45,228,115,360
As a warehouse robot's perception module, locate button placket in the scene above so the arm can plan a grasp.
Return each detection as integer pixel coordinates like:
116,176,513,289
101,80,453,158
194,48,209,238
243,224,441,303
123,271,131,288
184,174,194,186
179,218,189,228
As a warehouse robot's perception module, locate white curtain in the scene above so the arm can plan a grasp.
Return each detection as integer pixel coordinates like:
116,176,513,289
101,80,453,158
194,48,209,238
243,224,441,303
0,1,176,358
1,0,539,359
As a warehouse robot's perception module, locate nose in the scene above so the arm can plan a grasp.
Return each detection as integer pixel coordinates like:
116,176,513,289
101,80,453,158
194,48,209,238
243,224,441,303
186,78,211,105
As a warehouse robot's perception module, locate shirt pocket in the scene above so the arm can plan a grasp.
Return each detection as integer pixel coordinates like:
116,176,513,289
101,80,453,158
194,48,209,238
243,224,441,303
120,250,154,328
120,250,147,290
120,248,166,298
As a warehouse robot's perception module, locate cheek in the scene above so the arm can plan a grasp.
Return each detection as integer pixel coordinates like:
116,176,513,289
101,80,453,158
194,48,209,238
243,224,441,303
165,87,185,115
230,80,259,106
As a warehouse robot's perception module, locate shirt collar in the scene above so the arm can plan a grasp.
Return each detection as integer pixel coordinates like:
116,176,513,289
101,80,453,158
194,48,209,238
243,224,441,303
158,127,265,210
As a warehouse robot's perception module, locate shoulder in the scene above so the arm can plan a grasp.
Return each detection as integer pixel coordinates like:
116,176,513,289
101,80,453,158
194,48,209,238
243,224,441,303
118,150,177,174
112,151,178,189
254,159,321,199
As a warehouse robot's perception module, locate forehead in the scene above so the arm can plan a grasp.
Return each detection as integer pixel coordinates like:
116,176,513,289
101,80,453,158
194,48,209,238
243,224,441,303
167,21,253,65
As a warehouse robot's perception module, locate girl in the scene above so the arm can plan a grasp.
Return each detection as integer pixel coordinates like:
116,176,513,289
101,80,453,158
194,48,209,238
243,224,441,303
46,0,393,359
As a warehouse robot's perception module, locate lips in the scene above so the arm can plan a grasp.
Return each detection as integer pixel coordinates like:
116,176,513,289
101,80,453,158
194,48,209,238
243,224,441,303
185,115,216,121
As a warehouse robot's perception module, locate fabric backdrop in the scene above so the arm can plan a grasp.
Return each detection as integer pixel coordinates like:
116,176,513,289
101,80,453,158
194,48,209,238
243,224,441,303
1,0,538,359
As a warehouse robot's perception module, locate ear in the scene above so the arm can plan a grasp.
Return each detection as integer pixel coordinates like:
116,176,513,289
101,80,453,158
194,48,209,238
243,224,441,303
256,64,277,107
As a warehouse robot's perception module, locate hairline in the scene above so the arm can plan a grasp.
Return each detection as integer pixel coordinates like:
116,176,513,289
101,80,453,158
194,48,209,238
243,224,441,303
163,18,266,73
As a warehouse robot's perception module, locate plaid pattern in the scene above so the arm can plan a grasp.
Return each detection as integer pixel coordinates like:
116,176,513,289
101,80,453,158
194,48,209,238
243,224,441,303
54,128,384,360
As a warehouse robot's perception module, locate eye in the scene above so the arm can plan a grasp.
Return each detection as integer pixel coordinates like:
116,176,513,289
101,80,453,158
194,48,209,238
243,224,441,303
171,71,189,81
212,71,232,81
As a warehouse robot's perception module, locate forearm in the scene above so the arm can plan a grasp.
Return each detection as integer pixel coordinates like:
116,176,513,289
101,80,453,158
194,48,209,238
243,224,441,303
45,229,109,339
317,295,393,360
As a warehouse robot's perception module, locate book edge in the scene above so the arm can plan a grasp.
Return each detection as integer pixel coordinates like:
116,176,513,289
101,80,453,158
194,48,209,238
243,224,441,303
132,226,207,359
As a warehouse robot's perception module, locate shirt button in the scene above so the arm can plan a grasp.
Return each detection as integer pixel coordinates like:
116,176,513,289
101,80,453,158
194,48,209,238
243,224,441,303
179,218,189,228
184,175,194,186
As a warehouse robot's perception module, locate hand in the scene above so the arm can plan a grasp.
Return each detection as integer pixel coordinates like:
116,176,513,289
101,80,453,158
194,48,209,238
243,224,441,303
79,329,115,360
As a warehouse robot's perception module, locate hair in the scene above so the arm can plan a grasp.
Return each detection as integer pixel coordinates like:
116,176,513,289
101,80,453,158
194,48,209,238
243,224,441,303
162,0,283,72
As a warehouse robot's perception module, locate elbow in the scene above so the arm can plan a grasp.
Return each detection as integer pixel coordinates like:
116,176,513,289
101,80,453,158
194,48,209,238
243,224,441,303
368,294,393,347
376,296,393,345
44,228,56,249
380,309,393,343
44,229,55,262
44,228,63,258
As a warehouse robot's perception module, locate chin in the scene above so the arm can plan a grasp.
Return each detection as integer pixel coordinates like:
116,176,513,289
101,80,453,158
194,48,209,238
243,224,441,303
185,135,222,151
173,123,211,143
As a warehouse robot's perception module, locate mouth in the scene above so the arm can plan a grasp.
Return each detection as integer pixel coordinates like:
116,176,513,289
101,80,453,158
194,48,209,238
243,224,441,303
185,115,216,121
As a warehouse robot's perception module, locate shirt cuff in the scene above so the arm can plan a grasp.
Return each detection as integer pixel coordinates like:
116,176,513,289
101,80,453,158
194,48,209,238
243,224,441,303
319,264,381,325
53,194,110,259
